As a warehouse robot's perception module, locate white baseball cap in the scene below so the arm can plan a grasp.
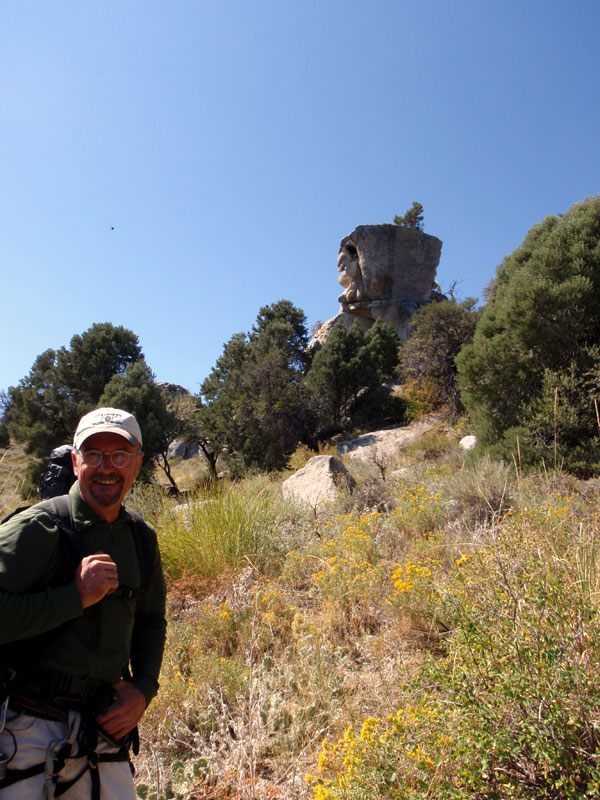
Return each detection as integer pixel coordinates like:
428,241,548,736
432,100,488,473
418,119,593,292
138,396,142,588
73,407,143,450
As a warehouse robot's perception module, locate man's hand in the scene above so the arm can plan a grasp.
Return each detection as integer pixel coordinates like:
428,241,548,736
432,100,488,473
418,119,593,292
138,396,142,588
75,553,118,608
96,680,147,740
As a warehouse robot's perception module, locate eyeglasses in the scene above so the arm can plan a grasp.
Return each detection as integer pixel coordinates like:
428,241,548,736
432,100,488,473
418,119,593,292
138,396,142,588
76,449,141,468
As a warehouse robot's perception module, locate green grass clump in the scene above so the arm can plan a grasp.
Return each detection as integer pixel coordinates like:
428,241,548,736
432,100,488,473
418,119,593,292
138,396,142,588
154,479,290,585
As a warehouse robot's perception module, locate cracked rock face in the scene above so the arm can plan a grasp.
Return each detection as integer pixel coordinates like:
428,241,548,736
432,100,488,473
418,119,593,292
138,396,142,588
312,224,443,349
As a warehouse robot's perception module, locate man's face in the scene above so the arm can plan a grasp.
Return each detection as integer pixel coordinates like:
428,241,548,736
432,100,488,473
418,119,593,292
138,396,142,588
72,432,143,522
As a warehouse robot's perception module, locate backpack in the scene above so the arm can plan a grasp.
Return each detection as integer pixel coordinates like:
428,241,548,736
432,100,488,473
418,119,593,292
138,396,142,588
38,444,76,499
0,444,77,525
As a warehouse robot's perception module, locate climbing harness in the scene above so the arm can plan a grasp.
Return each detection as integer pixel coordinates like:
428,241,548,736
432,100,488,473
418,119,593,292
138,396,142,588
0,700,134,799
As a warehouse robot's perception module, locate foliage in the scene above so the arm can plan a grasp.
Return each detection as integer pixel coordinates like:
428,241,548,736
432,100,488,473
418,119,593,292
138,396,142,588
155,480,288,584
312,492,600,799
350,384,407,429
0,425,9,449
306,320,400,429
1,423,592,799
234,331,314,471
200,300,314,472
283,511,388,640
57,322,142,408
394,201,424,230
457,195,600,472
8,323,144,467
100,359,176,482
161,392,222,484
401,297,480,418
9,348,76,459
252,298,310,371
286,441,339,472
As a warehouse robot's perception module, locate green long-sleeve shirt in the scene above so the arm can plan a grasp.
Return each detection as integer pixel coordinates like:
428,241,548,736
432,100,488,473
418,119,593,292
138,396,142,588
0,483,166,705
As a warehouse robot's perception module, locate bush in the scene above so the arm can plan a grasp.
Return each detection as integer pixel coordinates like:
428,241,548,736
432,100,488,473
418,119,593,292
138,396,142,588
401,297,480,418
350,385,408,429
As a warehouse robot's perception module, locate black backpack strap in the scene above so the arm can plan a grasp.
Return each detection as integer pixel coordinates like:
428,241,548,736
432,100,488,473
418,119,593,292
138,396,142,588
0,506,31,525
47,495,90,561
112,512,156,600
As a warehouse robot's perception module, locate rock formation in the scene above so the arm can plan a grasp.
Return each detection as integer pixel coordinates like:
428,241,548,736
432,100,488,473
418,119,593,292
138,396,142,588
311,224,443,349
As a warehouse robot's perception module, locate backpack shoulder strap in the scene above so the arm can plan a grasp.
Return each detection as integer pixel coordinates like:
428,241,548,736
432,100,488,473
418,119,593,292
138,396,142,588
0,495,87,693
127,511,157,597
45,497,154,599
0,506,31,525
47,494,90,560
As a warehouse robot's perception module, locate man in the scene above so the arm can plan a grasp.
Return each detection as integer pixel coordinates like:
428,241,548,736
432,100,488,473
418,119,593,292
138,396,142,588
0,408,166,799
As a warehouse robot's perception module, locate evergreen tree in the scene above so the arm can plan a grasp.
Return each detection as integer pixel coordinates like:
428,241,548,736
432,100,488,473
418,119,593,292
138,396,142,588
456,195,600,472
394,202,424,230
200,301,313,472
252,299,309,370
364,319,401,381
401,298,480,417
57,323,142,409
9,349,73,457
100,360,177,484
306,320,400,429
9,323,144,460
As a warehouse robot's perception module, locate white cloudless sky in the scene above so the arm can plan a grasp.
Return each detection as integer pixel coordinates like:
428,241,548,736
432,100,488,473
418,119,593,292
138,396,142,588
2,0,599,393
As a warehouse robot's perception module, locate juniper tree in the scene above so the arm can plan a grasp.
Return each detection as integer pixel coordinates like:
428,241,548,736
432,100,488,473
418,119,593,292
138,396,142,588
457,194,600,473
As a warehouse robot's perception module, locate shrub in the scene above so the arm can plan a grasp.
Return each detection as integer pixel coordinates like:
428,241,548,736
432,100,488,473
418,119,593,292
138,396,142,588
442,454,513,526
283,511,388,639
312,498,600,799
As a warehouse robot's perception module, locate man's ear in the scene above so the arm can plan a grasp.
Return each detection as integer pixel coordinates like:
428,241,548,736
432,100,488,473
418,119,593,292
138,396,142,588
134,452,144,479
71,449,80,478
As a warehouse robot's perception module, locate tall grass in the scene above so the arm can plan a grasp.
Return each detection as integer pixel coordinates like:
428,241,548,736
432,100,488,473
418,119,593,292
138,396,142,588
150,479,291,584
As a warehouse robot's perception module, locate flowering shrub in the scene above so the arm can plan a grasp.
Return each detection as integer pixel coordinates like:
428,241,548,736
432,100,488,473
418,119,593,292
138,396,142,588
312,501,600,799
388,483,445,539
309,707,440,799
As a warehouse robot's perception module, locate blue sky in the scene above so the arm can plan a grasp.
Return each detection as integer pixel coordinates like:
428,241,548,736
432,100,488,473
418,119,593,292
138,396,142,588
2,0,599,394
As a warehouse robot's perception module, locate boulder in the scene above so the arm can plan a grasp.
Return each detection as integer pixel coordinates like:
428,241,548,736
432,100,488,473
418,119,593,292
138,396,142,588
282,455,356,508
167,439,200,459
338,416,444,462
459,435,477,451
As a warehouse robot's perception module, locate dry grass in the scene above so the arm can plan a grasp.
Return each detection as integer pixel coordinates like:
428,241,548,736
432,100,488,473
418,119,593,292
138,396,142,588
0,441,32,517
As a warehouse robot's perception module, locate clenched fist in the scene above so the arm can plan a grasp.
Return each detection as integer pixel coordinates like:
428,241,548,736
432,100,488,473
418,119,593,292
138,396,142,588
75,552,118,608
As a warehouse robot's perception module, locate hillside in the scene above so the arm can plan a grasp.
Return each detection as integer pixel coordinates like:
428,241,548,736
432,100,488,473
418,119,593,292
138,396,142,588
127,424,600,800
3,423,600,799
